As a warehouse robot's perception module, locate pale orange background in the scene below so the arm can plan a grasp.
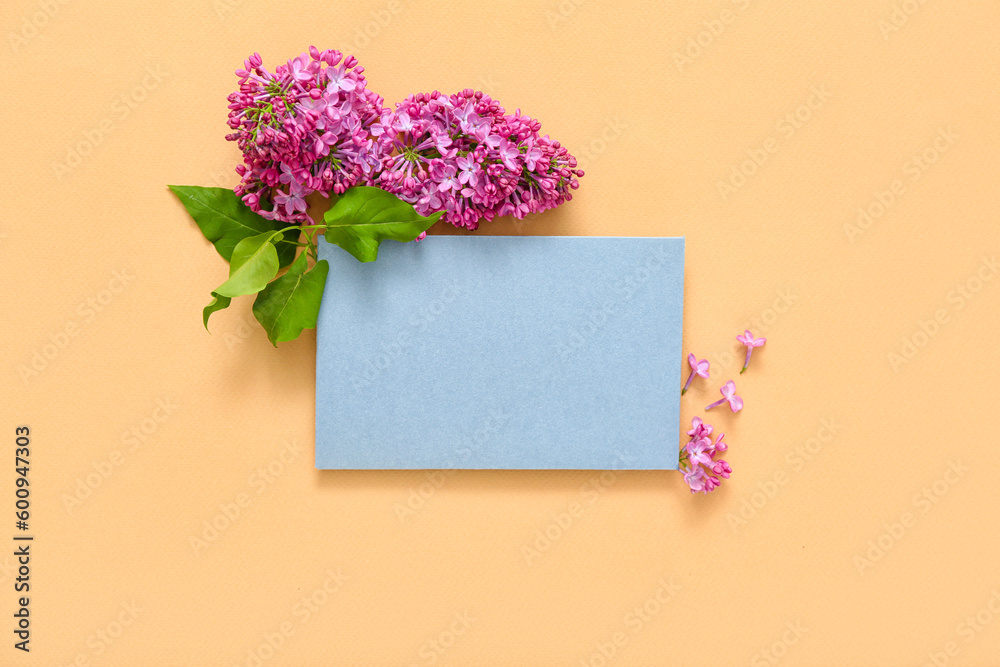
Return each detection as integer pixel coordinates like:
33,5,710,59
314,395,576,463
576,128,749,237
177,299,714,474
2,0,999,664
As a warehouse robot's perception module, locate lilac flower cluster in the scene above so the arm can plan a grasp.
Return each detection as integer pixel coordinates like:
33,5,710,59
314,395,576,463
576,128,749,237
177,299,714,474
677,331,766,494
372,90,585,230
680,417,731,494
226,48,584,229
226,47,384,224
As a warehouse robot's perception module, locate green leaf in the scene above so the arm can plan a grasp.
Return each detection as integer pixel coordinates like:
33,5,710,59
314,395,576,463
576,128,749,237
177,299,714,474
252,254,330,346
213,232,280,298
323,186,442,262
202,294,232,330
168,185,298,267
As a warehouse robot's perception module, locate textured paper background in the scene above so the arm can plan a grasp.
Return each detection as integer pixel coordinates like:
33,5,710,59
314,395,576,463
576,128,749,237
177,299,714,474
2,0,999,664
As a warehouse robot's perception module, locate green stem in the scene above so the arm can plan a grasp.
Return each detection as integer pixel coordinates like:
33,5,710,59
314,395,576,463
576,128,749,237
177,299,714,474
268,191,338,258
270,221,337,239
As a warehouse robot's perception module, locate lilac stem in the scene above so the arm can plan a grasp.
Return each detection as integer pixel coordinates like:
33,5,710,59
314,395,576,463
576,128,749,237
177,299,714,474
705,398,727,411
740,348,752,374
681,370,695,395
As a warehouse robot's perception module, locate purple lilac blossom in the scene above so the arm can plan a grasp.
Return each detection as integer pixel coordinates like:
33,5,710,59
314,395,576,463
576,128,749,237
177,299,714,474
226,47,384,224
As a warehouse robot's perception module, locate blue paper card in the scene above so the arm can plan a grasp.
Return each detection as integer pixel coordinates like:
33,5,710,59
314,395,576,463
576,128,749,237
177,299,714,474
315,235,684,470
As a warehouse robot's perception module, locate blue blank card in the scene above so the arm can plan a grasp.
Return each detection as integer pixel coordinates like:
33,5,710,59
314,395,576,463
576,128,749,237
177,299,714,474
315,235,684,470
